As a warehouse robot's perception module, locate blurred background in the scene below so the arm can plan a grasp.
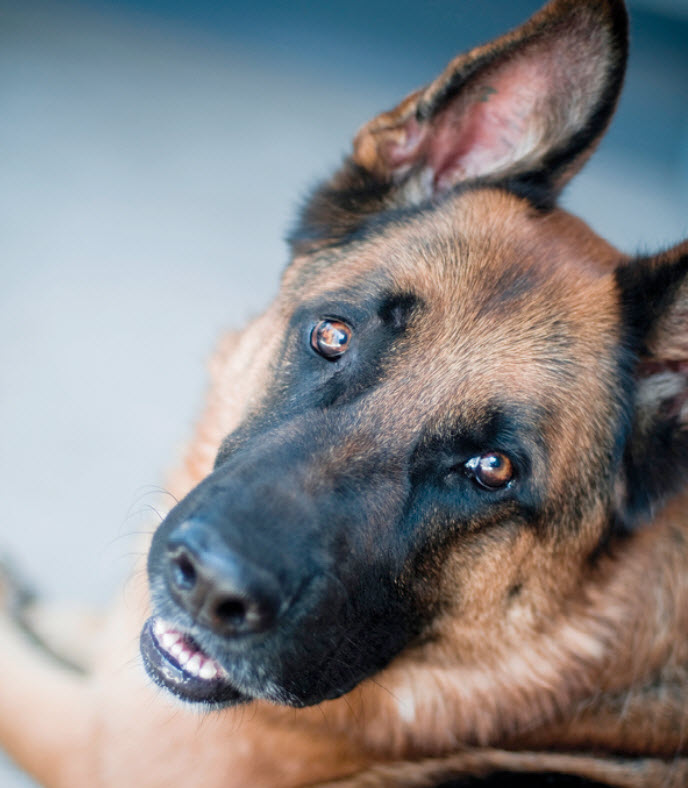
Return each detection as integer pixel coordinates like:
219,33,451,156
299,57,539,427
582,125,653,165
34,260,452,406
1,0,687,783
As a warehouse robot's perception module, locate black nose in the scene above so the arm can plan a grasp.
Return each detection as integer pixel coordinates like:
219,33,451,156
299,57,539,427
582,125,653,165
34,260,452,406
164,519,282,637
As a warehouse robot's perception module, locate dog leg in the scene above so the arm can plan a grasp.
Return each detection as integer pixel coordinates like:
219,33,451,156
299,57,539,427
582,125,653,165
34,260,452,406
0,559,98,787
0,557,103,674
21,602,103,673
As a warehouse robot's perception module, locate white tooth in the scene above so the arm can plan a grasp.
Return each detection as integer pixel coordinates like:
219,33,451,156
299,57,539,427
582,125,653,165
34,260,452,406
170,643,183,657
186,654,201,675
153,619,165,636
162,633,180,649
199,661,218,680
178,650,191,665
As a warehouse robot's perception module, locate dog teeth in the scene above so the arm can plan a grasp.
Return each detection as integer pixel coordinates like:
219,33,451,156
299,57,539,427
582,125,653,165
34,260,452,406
162,633,180,649
186,654,202,676
199,661,218,680
150,618,226,681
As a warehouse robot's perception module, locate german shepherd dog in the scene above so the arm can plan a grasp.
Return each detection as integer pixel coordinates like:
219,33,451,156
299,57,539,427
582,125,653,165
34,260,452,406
2,0,687,785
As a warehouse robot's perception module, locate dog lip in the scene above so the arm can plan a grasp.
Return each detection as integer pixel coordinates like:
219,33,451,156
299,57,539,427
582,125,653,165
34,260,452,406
140,617,246,705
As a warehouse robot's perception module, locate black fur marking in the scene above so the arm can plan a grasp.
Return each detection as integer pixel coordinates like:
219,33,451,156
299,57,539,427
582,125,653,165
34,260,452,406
615,251,688,352
149,283,439,707
149,429,423,707
290,170,565,259
287,163,397,254
615,251,688,526
499,173,557,212
507,582,523,600
377,291,421,332
260,286,423,416
623,410,688,524
408,404,546,535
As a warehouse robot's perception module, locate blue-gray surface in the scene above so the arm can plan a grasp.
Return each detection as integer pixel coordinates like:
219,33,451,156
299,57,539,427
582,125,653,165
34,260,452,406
1,0,687,784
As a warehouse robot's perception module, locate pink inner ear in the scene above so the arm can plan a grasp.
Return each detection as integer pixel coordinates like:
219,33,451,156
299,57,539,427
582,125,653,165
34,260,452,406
381,57,552,192
429,59,549,190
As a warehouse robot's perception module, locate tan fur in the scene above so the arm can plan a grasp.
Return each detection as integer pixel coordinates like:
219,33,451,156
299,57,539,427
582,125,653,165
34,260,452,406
1,1,686,786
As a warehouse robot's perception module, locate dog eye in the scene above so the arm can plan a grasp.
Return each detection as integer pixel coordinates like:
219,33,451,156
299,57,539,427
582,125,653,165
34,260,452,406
311,320,352,359
465,452,514,489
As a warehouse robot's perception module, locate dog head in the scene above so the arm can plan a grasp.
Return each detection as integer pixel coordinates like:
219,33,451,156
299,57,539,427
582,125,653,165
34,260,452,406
141,0,688,741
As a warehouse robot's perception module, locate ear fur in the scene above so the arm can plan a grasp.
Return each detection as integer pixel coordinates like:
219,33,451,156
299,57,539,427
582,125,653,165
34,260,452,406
353,0,628,199
292,0,628,252
616,240,688,525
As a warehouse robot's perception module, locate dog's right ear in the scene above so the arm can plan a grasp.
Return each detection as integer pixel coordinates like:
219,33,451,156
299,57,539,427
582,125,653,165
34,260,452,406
294,0,628,250
616,239,688,527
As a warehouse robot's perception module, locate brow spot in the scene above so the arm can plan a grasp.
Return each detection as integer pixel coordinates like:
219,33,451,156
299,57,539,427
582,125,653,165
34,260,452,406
507,582,523,601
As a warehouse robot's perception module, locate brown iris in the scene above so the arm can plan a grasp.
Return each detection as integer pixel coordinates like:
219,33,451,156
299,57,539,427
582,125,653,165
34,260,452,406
310,319,352,359
465,452,514,489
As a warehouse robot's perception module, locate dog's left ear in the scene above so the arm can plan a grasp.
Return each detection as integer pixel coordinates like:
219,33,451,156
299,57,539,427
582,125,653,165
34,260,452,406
616,240,688,525
294,0,628,250
354,0,628,203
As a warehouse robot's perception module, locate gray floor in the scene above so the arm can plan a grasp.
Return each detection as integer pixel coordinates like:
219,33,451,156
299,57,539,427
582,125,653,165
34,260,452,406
1,1,687,785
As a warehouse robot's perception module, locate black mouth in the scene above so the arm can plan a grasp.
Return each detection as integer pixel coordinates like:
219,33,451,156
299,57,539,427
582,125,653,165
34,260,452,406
140,617,247,705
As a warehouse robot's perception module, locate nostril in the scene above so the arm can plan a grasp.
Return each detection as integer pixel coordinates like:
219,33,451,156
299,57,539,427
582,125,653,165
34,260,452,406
171,552,197,591
163,520,283,636
211,593,276,634
215,597,247,627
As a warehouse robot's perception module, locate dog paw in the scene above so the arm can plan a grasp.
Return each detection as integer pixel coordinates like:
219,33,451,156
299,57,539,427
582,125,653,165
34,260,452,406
0,555,35,620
